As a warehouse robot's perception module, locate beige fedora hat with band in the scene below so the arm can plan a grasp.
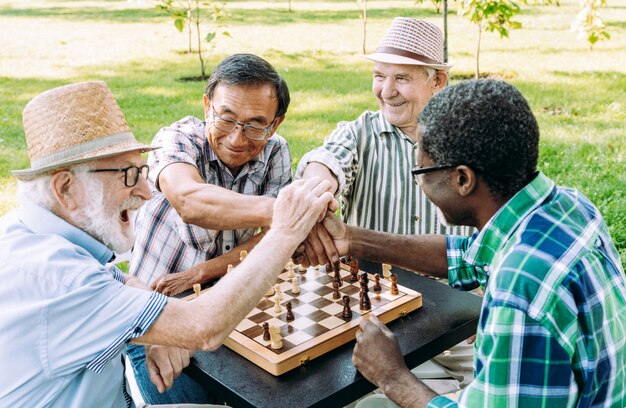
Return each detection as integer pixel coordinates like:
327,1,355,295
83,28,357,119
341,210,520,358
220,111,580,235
363,18,452,71
12,81,157,180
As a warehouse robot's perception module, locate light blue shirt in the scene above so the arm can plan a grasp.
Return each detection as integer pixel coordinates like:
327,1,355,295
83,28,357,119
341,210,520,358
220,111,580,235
0,203,168,407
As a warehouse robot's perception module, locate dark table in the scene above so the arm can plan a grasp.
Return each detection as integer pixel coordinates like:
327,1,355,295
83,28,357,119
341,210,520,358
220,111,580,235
187,261,482,408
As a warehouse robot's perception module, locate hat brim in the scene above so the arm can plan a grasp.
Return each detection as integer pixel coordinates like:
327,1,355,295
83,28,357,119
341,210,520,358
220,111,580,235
12,142,159,181
361,53,453,71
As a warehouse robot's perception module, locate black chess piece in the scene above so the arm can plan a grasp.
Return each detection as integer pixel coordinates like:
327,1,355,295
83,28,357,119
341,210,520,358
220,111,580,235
332,280,341,299
359,277,371,311
262,322,270,341
286,301,294,321
341,295,352,321
373,273,382,292
390,273,399,295
333,261,342,287
350,261,359,282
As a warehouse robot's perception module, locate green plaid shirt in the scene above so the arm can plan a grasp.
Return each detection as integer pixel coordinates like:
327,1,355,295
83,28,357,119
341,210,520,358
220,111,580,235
429,172,626,407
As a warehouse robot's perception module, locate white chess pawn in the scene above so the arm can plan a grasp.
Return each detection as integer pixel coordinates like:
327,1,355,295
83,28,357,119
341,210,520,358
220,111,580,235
239,250,248,262
291,277,300,294
273,284,282,299
226,264,233,274
285,260,296,278
274,294,283,313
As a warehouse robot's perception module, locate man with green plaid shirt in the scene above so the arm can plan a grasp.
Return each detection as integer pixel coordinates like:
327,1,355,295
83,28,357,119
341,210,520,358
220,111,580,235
301,79,626,407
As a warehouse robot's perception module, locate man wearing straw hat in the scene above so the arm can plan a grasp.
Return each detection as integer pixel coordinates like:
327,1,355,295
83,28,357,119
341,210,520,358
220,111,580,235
0,81,336,407
296,18,474,390
127,53,295,404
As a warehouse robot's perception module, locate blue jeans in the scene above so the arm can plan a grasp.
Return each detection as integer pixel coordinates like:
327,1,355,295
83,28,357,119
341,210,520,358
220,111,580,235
127,344,217,404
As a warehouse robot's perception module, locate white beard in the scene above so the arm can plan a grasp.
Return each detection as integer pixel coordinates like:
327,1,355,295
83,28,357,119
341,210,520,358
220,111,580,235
71,175,144,254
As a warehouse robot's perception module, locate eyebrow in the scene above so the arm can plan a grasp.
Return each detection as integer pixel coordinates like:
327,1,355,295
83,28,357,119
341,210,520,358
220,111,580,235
217,105,269,125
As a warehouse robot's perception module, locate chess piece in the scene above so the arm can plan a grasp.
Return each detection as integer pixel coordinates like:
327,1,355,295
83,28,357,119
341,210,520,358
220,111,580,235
291,277,300,294
226,264,233,274
239,250,248,262
286,302,294,321
285,260,296,278
373,273,382,292
390,273,399,295
333,261,342,287
359,277,371,311
269,325,283,349
382,263,392,280
265,285,275,297
262,322,270,341
350,261,359,282
325,261,332,273
274,284,282,299
359,272,368,286
332,280,341,299
274,294,283,312
341,295,352,321
193,283,201,298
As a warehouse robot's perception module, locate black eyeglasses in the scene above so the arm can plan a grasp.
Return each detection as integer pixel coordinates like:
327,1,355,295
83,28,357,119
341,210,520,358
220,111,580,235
411,164,457,184
210,106,276,141
89,165,149,187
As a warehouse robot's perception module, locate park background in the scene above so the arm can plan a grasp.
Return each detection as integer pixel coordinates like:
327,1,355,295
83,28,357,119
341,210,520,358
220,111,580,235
0,0,624,266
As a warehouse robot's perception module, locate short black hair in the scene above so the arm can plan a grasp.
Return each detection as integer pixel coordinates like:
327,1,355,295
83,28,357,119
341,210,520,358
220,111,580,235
204,53,290,118
419,79,539,200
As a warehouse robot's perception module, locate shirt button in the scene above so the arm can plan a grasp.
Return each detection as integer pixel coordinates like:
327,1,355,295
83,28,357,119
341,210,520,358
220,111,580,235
414,215,420,221
483,265,489,272
134,327,142,334
225,245,231,250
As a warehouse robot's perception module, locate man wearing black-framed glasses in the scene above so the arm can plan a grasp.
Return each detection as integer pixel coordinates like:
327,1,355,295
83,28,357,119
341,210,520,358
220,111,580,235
128,54,297,404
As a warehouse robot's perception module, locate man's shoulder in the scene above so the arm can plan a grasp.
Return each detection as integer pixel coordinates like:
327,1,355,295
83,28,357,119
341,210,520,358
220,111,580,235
154,116,205,143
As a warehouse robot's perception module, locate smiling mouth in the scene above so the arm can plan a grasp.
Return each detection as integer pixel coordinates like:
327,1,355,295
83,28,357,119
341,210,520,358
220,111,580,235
120,209,129,223
386,101,406,108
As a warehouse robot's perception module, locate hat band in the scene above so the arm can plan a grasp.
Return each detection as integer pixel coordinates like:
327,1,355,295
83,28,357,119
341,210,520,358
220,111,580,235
30,132,136,170
375,46,442,66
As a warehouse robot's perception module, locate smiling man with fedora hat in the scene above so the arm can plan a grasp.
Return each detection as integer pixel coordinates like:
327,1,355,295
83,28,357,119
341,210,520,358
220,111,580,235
296,18,474,391
0,80,337,407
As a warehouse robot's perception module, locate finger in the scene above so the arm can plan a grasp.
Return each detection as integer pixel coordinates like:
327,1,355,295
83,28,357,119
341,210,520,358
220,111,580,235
310,179,333,197
146,356,166,393
315,223,339,264
304,236,321,267
307,226,328,266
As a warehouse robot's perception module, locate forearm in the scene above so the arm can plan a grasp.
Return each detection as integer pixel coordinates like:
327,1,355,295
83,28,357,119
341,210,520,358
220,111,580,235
382,369,438,408
347,226,449,278
174,186,275,229
301,162,338,194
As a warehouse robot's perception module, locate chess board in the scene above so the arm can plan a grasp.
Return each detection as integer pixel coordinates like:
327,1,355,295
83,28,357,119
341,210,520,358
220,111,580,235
215,261,422,376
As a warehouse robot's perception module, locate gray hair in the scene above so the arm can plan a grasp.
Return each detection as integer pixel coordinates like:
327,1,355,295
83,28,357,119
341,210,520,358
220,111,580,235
418,79,539,200
17,162,94,209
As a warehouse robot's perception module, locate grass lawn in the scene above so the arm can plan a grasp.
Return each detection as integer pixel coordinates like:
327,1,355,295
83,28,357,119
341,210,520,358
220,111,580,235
0,0,624,264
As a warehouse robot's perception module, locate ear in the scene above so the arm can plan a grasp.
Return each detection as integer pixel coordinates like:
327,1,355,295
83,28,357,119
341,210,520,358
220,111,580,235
452,165,477,197
202,94,211,120
269,115,285,136
432,71,449,94
50,170,82,211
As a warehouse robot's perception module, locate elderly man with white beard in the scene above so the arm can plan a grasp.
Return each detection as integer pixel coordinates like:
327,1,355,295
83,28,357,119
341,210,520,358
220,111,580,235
0,81,336,407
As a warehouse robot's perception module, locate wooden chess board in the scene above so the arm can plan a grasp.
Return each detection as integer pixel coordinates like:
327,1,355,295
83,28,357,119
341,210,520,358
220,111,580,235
216,261,422,376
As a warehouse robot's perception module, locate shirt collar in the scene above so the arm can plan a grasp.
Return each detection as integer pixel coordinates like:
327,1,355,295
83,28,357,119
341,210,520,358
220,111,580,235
17,202,115,265
375,111,416,145
463,171,555,268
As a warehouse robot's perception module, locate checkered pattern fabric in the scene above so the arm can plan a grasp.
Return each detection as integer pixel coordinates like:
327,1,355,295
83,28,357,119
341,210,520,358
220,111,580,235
378,18,444,64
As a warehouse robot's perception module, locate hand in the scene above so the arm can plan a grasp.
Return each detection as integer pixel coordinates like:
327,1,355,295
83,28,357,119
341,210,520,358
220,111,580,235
151,270,201,296
292,211,349,267
271,177,337,243
145,345,193,393
466,334,477,345
352,315,408,388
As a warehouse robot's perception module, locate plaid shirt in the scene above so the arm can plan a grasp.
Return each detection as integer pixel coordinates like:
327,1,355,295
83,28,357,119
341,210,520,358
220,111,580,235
296,110,469,236
428,172,626,407
130,116,292,284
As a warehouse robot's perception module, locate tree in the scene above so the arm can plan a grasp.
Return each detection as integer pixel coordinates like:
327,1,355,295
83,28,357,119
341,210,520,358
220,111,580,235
571,0,610,49
357,0,368,54
457,0,522,78
157,0,230,79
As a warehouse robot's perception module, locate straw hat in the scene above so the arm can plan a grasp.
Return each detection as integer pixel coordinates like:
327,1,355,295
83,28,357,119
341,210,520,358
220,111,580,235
363,18,452,71
12,81,156,180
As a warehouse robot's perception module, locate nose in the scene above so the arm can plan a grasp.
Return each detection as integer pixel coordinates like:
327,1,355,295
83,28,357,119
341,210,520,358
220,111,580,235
132,174,152,201
227,125,248,145
380,77,397,99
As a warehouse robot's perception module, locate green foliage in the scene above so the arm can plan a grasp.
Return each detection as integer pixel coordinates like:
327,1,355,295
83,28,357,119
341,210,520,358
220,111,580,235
571,0,610,49
457,0,522,37
415,0,443,14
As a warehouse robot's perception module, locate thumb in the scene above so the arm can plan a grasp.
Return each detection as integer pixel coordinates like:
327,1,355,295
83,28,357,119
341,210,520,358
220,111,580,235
146,355,166,393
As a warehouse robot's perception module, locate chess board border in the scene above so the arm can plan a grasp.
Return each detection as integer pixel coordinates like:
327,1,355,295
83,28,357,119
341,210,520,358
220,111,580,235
213,262,422,376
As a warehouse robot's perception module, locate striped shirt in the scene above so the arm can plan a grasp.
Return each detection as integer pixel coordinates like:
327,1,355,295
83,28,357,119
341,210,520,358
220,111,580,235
130,116,292,285
296,110,468,236
428,172,626,407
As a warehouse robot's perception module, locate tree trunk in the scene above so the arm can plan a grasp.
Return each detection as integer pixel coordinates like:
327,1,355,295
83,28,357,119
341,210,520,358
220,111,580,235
187,0,192,53
288,0,292,12
443,0,448,62
475,24,481,79
194,0,206,78
361,0,367,54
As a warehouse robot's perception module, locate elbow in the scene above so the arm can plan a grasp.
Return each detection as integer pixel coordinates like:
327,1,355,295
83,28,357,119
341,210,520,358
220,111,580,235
196,329,228,352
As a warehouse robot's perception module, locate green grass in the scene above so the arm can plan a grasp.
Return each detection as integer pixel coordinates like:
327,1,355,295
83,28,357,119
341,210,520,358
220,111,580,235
0,0,624,265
